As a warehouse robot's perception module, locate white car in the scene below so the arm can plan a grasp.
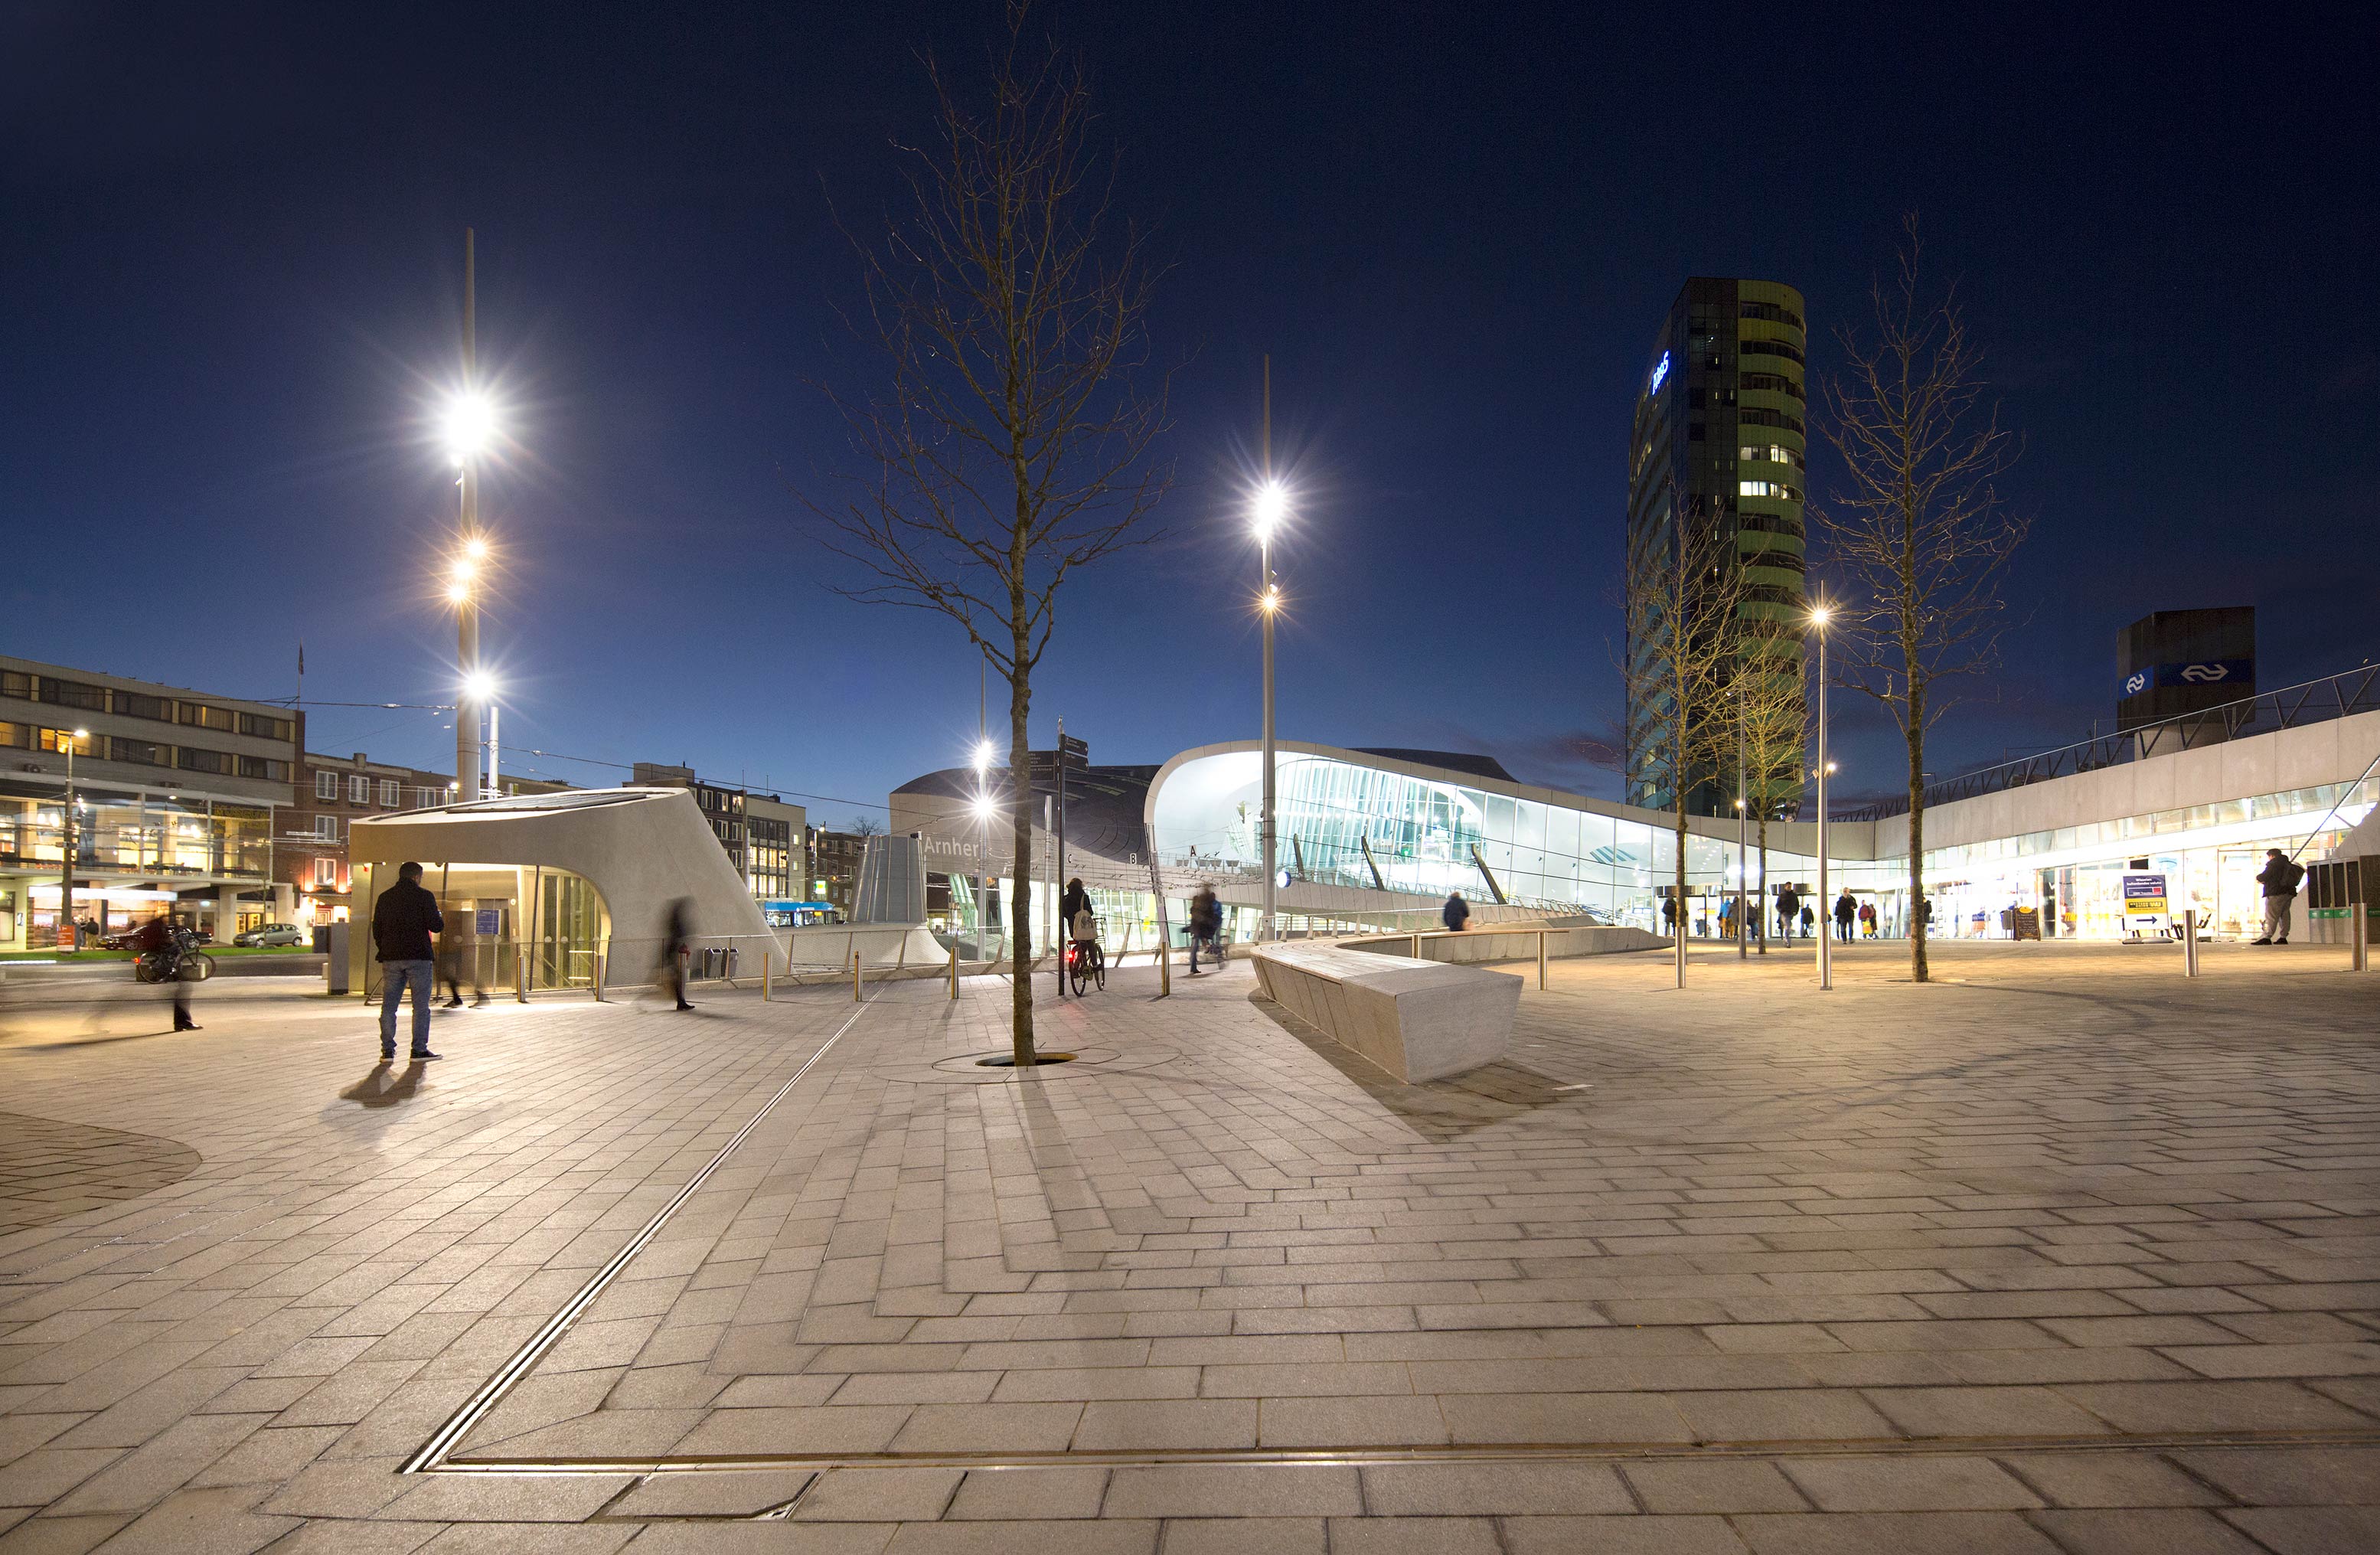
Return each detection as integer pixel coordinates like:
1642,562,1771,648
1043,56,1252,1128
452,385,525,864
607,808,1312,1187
233,923,307,948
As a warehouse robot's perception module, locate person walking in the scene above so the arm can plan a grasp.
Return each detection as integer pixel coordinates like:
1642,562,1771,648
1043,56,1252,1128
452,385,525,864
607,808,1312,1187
1661,895,1680,934
1800,903,1815,939
1775,887,1798,939
1187,883,1221,974
1833,890,1856,942
658,898,695,1010
372,861,444,1062
440,897,488,1008
2253,848,2303,944
1859,900,1877,939
1442,890,1470,932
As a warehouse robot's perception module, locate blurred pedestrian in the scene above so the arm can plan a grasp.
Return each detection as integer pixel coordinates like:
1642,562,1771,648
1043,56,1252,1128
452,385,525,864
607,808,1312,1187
1443,890,1470,932
372,861,444,1062
129,910,200,1031
1833,891,1856,942
2253,848,2303,944
1187,883,1221,973
659,897,695,1011
441,897,488,1008
1800,903,1815,938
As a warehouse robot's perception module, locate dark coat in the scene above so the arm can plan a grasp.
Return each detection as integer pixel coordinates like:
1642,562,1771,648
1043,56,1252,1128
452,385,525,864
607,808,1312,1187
2257,857,2302,898
371,878,445,962
1442,894,1471,930
1188,889,1221,933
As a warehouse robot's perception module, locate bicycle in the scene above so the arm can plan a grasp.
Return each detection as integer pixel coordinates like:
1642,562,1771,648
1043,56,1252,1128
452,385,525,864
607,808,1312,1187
1066,937,1105,995
134,936,214,985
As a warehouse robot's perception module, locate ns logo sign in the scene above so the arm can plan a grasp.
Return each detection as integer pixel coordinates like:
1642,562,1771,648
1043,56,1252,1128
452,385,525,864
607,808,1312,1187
2179,663,2230,683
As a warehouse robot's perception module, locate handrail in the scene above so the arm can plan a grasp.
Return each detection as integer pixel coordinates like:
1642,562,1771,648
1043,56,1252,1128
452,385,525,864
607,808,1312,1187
1837,664,2380,822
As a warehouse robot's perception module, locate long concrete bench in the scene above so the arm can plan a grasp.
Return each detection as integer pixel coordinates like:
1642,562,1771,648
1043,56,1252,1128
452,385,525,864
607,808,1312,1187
1350,923,1669,965
1252,942,1518,1083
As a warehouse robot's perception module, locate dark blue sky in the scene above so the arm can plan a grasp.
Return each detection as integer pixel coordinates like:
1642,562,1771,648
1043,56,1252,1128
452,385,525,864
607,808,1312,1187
5,3,2372,825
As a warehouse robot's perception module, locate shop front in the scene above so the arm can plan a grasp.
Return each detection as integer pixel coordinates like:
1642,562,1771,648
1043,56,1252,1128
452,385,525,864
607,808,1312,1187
350,860,610,997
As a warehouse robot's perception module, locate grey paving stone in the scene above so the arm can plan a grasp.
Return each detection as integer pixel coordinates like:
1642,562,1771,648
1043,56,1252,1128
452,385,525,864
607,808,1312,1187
1620,1459,1811,1514
1776,1455,2043,1511
2027,1508,2267,1554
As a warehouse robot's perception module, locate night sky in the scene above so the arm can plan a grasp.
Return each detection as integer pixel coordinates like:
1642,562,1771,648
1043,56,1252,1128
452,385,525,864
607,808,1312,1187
5,3,2372,826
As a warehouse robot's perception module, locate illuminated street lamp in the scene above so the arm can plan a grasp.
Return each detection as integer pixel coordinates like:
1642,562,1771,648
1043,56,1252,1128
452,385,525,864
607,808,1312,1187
464,671,500,799
1253,360,1287,944
970,745,995,958
1810,600,1833,991
60,727,89,947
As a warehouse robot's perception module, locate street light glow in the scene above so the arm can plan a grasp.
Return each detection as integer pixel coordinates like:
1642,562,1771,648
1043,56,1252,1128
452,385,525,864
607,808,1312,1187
970,792,994,821
1252,480,1289,541
1260,585,1281,614
442,390,498,464
446,581,469,603
463,671,497,702
1810,603,1833,627
464,536,489,560
973,740,995,775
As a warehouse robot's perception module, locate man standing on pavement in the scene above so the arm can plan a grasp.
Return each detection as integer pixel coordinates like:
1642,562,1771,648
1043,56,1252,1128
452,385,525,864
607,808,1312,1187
373,861,444,1062
2253,847,2303,945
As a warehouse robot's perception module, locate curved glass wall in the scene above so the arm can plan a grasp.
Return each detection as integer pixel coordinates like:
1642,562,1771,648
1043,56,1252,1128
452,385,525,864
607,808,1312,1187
351,861,612,996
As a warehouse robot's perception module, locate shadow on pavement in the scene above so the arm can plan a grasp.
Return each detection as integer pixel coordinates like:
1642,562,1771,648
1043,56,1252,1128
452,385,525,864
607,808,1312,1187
338,1061,430,1109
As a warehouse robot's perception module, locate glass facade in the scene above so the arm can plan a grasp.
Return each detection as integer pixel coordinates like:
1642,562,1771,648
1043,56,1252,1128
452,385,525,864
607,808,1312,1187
351,860,612,995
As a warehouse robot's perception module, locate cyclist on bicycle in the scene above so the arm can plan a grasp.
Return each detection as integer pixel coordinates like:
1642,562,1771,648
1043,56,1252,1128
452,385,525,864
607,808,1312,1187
1061,877,1102,990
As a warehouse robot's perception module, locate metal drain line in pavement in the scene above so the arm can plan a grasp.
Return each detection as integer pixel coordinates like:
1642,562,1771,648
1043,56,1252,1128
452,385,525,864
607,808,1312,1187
403,992,882,1474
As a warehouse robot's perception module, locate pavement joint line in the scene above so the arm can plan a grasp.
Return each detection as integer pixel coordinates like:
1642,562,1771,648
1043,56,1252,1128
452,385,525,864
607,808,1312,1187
440,1426,2380,1478
401,988,884,1475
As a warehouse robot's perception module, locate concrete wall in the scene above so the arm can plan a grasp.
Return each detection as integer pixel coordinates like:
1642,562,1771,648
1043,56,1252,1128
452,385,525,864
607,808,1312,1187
1879,709,2380,859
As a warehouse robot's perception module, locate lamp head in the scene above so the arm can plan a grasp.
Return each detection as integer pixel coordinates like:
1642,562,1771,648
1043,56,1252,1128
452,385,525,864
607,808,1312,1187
73,727,89,740
442,390,498,464
1810,603,1833,628
462,671,497,702
1252,480,1289,542
972,739,994,775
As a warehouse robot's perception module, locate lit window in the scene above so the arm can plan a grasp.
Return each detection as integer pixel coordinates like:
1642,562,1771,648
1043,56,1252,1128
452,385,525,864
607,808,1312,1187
315,770,337,800
313,857,338,885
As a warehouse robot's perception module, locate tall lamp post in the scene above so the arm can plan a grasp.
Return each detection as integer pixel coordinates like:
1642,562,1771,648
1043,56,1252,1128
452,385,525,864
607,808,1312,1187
1254,481,1285,945
1811,601,1833,991
973,740,994,959
60,727,89,947
442,230,498,809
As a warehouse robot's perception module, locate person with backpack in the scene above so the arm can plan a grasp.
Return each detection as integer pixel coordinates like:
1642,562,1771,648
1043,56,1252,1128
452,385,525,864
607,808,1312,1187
1187,883,1222,974
2254,848,2303,944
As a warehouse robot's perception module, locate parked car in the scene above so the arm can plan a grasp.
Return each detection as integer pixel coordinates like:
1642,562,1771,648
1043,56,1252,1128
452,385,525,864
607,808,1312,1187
233,923,306,948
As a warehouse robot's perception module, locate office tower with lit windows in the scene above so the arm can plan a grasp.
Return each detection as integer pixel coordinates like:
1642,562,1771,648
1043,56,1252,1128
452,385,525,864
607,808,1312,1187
1623,276,1810,815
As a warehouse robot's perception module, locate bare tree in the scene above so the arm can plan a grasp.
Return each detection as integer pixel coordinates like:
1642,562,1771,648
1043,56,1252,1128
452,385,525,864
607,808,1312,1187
848,815,886,839
1619,489,1748,982
1729,621,1809,954
1814,219,2027,983
815,5,1171,1062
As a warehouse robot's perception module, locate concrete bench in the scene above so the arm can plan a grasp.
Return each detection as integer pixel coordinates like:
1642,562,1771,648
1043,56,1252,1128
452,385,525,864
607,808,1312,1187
1252,942,1518,1083
1352,923,1668,966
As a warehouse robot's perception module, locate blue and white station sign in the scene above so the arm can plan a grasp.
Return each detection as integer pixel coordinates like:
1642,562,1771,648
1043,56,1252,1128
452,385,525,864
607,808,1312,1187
2120,659,2253,698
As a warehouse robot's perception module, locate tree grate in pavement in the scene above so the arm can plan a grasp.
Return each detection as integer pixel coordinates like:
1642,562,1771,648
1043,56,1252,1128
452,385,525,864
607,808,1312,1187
0,1109,200,1234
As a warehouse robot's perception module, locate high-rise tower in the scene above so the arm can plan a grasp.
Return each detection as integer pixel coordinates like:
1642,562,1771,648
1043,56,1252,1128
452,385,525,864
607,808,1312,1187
1624,277,1809,815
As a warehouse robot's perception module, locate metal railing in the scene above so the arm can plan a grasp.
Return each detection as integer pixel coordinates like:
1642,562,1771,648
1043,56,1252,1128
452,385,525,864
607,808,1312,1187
1838,665,2380,822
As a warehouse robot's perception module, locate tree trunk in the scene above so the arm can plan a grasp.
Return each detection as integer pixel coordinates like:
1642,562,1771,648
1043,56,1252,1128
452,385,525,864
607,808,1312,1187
1907,668,1929,984
1007,563,1037,1065
1755,813,1769,955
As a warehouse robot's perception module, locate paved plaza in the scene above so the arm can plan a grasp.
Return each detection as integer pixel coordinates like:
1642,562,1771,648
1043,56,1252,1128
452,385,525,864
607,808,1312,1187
1,938,2375,1552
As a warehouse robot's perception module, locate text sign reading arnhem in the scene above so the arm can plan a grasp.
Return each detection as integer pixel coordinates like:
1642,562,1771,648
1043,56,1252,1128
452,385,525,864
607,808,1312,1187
2121,874,2169,915
2120,659,2254,698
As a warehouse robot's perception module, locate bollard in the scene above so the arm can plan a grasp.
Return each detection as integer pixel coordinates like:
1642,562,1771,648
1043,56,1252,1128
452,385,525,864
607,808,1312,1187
852,946,862,1002
949,945,960,1001
762,956,772,1002
2182,910,2199,978
1159,936,1170,997
1410,932,1422,959
515,947,529,1003
2355,904,2370,974
1538,928,1548,990
592,953,605,1001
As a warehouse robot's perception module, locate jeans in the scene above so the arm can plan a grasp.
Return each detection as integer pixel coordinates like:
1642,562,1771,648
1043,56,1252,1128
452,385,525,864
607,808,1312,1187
379,959,436,1054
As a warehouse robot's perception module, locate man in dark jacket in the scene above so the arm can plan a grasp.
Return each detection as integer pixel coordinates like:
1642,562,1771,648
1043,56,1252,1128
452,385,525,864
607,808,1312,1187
373,861,445,1061
1833,891,1857,942
1776,887,1799,939
1443,890,1470,932
2254,848,2302,944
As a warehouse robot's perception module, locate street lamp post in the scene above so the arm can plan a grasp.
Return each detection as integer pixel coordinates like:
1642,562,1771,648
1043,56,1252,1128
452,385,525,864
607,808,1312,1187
973,740,994,961
1812,602,1833,992
1736,685,1748,961
1255,358,1282,945
60,727,89,948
